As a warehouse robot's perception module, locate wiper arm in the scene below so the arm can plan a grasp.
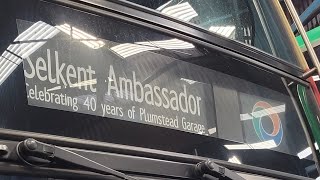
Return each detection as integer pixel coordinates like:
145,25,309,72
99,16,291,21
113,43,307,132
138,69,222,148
16,138,137,180
15,138,243,180
194,160,245,180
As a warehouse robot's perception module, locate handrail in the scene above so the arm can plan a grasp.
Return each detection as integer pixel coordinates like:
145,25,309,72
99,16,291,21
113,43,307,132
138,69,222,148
284,0,320,76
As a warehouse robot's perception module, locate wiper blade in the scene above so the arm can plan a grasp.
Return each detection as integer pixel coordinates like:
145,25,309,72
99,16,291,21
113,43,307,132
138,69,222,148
16,138,137,180
194,160,245,180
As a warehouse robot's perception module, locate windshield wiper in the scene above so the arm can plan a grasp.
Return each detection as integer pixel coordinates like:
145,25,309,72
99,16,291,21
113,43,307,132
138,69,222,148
195,160,245,180
14,138,243,180
16,138,137,180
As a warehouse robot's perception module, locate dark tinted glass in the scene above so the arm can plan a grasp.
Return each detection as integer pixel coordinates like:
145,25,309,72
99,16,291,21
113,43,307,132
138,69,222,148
0,0,317,178
126,0,306,68
0,176,46,180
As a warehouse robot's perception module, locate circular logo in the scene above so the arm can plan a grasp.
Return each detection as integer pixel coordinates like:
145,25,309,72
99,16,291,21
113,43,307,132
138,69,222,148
252,101,283,146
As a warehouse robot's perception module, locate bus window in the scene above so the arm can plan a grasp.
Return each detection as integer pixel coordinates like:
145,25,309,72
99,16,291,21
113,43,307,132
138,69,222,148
126,0,306,68
0,0,317,179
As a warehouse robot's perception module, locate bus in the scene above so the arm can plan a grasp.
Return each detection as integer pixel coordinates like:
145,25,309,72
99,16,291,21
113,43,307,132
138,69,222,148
0,0,319,179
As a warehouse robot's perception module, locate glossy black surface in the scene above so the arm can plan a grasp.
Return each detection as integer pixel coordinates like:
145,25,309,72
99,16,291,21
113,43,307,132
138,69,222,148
0,0,317,178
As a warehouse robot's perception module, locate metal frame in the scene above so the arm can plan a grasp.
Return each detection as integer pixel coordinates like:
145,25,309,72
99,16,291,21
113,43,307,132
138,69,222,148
282,78,320,174
282,0,320,177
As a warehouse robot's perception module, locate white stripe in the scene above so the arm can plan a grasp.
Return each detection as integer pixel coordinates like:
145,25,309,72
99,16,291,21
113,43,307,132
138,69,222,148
208,127,216,135
156,0,173,11
224,140,277,150
56,24,104,49
240,104,285,121
0,61,17,85
47,86,62,92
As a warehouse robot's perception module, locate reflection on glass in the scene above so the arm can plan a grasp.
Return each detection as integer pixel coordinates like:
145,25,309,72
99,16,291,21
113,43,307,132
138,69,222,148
208,127,217,135
127,0,306,67
0,21,106,86
297,143,319,159
239,94,285,149
56,23,105,49
160,2,198,22
69,79,97,88
209,26,236,39
228,156,242,164
111,43,160,58
0,1,315,177
111,38,194,58
180,78,197,84
224,140,277,150
46,86,62,92
153,0,253,44
240,104,286,121
0,21,59,85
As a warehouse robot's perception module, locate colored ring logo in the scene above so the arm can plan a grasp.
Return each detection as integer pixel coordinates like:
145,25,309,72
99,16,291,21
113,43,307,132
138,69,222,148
252,101,283,146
